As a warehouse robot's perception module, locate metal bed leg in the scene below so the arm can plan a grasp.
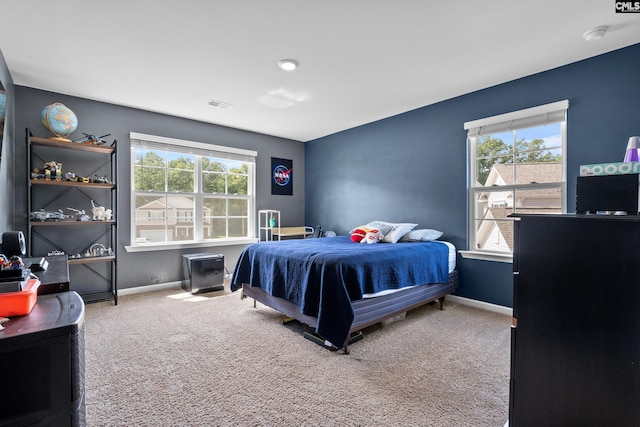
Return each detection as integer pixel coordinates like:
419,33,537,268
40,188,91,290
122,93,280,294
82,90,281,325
239,287,257,308
341,331,364,355
301,330,364,354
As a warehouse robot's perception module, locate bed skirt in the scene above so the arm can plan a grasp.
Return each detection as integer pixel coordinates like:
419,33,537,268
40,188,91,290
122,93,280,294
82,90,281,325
240,270,459,351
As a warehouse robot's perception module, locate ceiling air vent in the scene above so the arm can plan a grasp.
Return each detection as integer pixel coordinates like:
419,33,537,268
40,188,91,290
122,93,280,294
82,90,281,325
208,99,233,109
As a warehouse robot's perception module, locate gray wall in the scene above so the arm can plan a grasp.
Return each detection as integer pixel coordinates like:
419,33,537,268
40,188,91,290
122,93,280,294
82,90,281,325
14,87,305,291
305,43,640,308
0,49,15,235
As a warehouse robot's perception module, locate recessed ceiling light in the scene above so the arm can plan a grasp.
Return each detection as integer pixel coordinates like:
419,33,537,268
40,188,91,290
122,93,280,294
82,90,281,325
278,59,299,71
583,26,608,42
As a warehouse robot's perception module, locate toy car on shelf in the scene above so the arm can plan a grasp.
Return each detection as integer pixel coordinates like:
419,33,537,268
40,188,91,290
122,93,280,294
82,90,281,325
92,175,112,184
29,209,66,222
63,174,91,183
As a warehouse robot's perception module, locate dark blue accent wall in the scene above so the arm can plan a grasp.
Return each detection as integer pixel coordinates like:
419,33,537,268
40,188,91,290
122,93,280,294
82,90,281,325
305,43,640,308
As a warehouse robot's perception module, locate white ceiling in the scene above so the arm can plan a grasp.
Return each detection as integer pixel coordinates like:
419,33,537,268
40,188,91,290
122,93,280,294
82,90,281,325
1,1,639,142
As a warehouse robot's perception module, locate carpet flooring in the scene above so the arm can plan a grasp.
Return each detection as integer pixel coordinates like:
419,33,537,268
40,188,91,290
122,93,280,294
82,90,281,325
84,287,511,426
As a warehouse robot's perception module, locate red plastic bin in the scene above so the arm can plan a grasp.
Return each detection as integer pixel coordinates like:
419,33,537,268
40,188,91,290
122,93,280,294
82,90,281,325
0,279,41,317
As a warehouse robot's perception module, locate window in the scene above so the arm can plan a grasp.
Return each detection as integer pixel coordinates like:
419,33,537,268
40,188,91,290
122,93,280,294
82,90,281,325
129,133,256,248
464,100,568,259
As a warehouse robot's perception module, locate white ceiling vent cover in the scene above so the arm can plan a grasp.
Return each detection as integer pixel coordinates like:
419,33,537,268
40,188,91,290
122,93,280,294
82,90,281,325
208,99,233,109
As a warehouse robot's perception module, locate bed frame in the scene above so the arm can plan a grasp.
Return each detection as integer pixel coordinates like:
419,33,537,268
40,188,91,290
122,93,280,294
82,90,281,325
240,270,459,353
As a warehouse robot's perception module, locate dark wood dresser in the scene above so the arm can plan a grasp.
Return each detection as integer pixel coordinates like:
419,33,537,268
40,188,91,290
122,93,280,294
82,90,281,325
510,214,640,426
0,291,85,426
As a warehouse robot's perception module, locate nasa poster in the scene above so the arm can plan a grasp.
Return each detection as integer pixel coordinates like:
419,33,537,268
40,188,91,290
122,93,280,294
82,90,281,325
271,157,293,195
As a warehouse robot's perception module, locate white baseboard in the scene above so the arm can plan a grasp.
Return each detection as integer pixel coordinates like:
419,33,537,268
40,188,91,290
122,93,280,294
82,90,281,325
118,281,183,297
446,295,513,317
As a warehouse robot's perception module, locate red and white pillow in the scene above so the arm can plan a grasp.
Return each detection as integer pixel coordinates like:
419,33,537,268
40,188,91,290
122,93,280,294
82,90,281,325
350,221,418,244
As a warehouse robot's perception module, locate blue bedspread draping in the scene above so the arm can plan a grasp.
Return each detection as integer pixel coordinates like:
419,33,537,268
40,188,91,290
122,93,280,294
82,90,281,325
231,235,450,347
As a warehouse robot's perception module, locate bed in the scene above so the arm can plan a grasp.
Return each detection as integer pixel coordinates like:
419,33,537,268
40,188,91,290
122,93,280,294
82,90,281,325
231,235,458,352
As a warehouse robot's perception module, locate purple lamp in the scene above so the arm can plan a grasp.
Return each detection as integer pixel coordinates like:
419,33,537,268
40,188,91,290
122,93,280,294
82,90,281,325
623,136,640,162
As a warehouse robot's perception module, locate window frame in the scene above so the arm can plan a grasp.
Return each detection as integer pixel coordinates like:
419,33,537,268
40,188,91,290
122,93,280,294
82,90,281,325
461,100,569,262
126,132,257,252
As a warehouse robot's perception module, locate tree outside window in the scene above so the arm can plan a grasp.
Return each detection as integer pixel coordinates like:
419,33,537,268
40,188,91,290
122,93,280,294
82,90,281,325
131,135,255,246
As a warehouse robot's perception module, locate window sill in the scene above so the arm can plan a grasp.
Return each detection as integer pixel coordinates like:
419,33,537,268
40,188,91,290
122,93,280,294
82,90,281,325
125,237,258,253
459,250,513,263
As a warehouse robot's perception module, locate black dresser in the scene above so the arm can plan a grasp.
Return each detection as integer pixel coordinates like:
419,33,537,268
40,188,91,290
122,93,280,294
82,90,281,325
0,291,86,426
510,214,640,426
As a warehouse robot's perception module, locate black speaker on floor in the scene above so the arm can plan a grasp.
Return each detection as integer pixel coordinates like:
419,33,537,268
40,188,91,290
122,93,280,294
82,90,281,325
182,253,225,294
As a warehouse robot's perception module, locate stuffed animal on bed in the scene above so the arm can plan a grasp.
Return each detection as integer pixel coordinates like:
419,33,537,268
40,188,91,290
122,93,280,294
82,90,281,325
350,226,370,242
361,228,384,244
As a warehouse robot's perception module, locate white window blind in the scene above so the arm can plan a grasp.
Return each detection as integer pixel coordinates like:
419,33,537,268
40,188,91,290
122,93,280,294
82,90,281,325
130,132,256,163
464,100,569,137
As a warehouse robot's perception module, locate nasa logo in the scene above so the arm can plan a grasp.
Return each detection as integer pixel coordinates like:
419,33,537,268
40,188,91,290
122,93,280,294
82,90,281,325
273,164,291,186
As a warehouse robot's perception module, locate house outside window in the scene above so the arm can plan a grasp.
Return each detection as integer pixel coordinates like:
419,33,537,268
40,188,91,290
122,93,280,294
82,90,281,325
130,133,256,248
463,100,568,260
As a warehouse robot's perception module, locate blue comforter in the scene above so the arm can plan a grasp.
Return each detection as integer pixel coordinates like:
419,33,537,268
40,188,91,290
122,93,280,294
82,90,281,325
231,235,450,347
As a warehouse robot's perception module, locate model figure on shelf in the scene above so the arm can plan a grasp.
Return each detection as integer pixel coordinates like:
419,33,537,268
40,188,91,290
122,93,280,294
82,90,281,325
89,243,106,257
31,170,45,180
66,207,90,222
32,161,63,181
91,200,112,221
72,133,111,145
30,209,66,221
43,161,63,181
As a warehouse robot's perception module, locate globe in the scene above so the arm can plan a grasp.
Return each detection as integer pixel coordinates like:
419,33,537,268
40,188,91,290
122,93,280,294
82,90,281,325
40,102,78,139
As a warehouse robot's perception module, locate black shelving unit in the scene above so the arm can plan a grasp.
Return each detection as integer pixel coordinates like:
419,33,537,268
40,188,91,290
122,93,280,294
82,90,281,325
26,129,118,304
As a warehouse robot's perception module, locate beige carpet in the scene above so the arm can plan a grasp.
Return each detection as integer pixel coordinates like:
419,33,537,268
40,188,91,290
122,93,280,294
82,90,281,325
84,287,511,426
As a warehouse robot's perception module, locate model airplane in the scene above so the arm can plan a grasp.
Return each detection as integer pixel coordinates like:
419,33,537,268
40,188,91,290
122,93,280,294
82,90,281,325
72,133,111,145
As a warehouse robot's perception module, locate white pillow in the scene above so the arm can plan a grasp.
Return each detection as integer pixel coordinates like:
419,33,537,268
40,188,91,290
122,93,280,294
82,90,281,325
399,229,443,242
367,221,417,243
363,221,394,237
